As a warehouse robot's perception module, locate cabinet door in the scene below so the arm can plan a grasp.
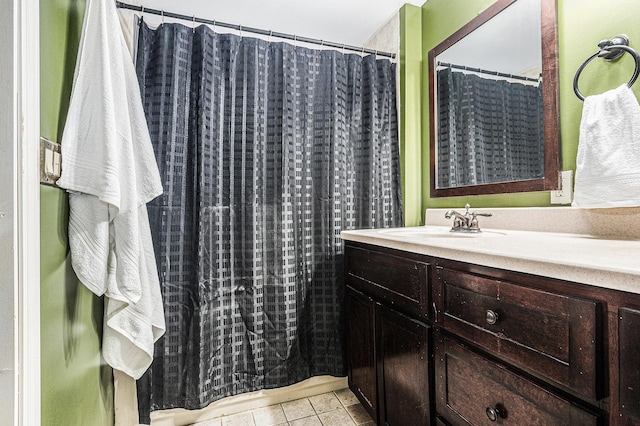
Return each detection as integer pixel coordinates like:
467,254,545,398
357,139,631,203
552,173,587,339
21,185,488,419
377,303,431,426
619,307,640,422
346,287,377,422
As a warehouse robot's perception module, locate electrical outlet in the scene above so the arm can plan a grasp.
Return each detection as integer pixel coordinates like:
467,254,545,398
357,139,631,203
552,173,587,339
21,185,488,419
550,170,573,204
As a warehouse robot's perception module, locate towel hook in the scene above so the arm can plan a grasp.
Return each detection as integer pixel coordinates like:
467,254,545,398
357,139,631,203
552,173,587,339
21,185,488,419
574,34,640,100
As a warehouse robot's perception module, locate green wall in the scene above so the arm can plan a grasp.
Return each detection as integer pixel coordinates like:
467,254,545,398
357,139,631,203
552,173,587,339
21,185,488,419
40,0,114,424
400,0,640,223
400,4,424,226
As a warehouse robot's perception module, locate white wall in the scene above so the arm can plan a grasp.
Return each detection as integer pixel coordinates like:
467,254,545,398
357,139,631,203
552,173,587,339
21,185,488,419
364,11,400,56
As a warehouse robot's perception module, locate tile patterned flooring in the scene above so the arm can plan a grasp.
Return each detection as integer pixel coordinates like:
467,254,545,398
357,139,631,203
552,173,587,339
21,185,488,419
192,388,374,426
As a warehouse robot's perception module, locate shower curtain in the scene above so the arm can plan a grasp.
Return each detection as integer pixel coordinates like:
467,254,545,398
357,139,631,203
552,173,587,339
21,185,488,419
436,68,544,188
134,21,402,419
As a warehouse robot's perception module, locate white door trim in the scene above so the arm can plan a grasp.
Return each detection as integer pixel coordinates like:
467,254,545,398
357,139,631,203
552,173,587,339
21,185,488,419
5,0,41,424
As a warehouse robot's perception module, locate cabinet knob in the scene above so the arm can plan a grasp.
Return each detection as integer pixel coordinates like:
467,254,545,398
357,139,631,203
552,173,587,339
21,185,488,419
485,309,499,325
486,406,501,422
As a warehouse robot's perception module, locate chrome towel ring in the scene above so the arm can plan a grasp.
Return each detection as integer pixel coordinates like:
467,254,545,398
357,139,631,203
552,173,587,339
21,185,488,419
573,35,640,101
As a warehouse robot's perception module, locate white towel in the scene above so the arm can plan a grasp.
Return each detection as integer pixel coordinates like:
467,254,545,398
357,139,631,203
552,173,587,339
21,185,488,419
573,84,640,208
57,0,165,379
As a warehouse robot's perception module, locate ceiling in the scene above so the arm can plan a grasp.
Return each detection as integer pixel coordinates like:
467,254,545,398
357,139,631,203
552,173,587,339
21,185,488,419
134,0,424,47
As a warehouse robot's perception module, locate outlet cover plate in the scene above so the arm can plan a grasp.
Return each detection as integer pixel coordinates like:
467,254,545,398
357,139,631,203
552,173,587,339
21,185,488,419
550,170,573,204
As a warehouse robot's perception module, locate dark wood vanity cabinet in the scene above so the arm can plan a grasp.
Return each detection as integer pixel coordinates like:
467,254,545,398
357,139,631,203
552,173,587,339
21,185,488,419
345,245,430,320
435,266,603,401
345,287,378,418
345,244,432,425
344,242,640,425
376,303,430,425
615,307,640,425
434,330,600,426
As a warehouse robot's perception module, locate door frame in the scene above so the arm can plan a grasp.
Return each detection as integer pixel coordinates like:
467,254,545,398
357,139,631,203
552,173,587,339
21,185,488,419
1,0,41,424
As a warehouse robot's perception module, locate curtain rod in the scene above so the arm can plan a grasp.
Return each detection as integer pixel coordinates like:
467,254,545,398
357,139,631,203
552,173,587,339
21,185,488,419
437,61,540,83
115,1,396,59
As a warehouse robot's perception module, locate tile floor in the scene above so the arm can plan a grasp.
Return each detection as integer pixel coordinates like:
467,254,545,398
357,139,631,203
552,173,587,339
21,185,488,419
192,388,374,426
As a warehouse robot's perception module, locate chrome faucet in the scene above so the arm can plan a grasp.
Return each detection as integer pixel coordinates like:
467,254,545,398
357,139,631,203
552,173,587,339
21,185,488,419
444,204,492,233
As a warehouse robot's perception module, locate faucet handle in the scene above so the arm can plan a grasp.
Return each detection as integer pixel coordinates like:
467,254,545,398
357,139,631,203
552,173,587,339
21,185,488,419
466,204,491,217
468,205,492,232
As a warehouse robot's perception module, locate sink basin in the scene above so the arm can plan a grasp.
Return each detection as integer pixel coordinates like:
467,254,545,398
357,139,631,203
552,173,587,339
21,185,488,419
377,227,507,238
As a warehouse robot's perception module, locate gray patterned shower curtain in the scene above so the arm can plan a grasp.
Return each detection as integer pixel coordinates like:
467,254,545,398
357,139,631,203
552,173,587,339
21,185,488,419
134,21,402,419
436,68,544,188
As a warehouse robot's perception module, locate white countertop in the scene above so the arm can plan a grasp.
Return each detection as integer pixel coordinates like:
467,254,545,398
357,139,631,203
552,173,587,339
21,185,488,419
341,225,640,295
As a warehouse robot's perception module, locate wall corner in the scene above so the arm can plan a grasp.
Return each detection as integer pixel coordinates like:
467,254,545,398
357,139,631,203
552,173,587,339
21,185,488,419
399,4,424,226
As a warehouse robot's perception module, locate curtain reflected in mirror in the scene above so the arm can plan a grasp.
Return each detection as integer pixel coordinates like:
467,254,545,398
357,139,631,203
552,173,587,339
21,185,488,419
436,67,544,188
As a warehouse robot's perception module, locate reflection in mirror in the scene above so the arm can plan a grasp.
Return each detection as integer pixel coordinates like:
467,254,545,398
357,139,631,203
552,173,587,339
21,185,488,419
428,0,560,197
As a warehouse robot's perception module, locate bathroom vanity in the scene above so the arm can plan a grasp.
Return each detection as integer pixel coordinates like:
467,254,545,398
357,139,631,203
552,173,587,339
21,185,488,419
342,208,640,426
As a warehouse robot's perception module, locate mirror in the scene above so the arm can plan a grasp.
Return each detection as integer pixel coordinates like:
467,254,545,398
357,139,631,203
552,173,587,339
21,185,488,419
428,0,560,197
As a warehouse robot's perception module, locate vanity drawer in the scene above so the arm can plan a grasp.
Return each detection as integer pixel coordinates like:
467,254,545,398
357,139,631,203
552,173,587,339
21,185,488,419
436,266,602,400
345,246,429,319
435,332,601,426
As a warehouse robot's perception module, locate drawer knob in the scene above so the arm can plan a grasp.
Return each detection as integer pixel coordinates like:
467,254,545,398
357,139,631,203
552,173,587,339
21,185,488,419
485,309,499,325
486,406,501,422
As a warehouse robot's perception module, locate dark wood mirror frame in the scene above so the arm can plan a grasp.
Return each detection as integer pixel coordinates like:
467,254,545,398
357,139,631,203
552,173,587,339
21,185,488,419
428,0,560,198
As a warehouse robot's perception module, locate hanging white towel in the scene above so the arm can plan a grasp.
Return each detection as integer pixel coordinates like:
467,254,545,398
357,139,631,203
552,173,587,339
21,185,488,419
573,84,640,208
57,0,165,379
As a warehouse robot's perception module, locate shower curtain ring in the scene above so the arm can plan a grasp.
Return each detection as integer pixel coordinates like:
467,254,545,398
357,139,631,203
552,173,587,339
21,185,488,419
239,24,243,38
161,9,164,26
192,15,196,32
268,30,272,43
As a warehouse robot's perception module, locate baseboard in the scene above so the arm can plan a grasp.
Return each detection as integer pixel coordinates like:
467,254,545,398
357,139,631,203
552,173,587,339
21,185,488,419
150,375,348,425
